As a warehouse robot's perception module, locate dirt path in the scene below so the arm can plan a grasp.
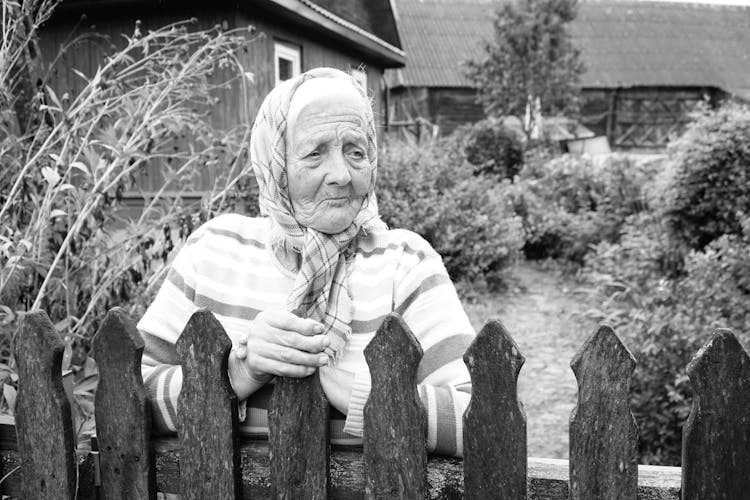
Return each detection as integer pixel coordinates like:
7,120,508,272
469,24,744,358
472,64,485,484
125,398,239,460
462,260,597,459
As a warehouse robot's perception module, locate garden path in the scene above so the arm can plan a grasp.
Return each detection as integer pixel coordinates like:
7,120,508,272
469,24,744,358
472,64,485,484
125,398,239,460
462,260,597,459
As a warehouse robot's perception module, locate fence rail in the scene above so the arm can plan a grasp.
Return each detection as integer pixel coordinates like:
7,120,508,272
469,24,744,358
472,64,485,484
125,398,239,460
2,306,748,499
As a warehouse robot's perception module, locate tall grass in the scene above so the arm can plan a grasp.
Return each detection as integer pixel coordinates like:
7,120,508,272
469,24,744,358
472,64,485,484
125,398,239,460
1,1,258,378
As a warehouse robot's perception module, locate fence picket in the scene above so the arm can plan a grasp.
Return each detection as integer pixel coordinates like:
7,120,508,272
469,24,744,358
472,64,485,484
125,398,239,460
14,310,76,499
569,325,638,499
363,312,427,498
175,309,240,500
268,369,329,498
463,319,526,499
681,329,750,499
92,307,155,499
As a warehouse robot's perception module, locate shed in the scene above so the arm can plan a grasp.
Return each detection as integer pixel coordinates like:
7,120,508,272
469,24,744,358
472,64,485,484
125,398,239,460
386,0,750,149
38,0,404,194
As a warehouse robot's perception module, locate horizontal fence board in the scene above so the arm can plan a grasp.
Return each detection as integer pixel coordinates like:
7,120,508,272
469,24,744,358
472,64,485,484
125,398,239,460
0,438,683,498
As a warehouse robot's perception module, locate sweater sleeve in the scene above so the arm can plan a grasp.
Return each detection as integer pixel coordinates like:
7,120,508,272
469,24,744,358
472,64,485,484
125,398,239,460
137,228,209,434
342,232,475,457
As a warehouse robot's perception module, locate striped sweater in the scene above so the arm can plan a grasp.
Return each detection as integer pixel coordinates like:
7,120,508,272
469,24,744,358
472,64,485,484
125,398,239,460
138,213,475,457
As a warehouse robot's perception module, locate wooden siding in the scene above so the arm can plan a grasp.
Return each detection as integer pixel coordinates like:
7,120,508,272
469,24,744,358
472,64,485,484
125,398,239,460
390,85,724,149
37,4,388,194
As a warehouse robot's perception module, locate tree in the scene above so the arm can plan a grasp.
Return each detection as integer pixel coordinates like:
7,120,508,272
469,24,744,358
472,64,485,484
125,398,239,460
465,0,585,142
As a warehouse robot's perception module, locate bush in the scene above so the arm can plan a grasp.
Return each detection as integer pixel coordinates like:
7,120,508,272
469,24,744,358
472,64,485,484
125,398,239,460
511,153,660,263
377,138,524,290
665,103,750,250
452,118,524,179
583,213,750,465
1,8,257,431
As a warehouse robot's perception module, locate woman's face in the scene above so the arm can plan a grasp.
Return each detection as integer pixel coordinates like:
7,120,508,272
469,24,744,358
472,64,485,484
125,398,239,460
286,78,373,234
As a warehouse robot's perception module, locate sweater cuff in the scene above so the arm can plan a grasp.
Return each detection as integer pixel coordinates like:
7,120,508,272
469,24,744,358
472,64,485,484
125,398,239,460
343,370,371,436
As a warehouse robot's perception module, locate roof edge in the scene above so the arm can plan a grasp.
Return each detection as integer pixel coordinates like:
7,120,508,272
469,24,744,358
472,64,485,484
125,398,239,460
264,0,406,67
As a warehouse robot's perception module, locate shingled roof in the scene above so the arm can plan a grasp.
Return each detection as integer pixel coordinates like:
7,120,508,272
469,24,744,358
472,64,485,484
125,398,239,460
387,0,750,99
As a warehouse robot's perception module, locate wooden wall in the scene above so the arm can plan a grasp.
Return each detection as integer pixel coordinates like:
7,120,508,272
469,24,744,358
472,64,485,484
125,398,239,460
37,3,389,194
389,84,723,149
387,86,484,138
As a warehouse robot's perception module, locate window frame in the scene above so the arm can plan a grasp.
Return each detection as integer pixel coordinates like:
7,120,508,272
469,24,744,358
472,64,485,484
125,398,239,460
274,41,301,86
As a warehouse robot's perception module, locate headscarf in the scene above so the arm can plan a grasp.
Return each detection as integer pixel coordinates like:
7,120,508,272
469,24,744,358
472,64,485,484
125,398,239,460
250,67,386,361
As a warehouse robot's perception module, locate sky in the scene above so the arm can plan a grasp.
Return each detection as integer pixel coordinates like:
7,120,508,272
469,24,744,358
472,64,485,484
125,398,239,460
643,0,750,4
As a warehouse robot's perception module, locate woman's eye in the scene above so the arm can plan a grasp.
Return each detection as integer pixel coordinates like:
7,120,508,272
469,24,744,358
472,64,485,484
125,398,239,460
348,149,365,160
306,150,321,159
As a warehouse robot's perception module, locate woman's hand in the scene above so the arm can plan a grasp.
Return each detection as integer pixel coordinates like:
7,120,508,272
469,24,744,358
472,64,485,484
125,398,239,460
228,309,330,400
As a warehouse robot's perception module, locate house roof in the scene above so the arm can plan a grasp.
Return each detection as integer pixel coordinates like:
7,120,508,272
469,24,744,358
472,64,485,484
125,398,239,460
387,0,750,97
57,0,405,66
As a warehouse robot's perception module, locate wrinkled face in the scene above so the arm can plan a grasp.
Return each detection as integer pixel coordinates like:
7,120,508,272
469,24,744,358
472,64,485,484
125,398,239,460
286,78,373,234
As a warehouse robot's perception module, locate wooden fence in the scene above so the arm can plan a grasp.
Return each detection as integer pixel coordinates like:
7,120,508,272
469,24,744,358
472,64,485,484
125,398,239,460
2,307,749,499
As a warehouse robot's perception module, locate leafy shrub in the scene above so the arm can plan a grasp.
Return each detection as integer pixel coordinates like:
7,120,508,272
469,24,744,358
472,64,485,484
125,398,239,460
452,118,524,179
665,103,750,249
583,213,750,465
1,5,257,432
511,153,660,263
377,138,524,290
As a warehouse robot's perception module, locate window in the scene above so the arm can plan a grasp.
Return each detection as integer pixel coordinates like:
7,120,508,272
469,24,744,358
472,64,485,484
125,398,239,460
274,41,301,86
351,68,367,92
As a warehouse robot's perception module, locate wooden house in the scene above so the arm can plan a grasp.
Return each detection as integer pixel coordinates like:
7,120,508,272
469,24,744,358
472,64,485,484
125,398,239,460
38,0,404,193
386,0,750,149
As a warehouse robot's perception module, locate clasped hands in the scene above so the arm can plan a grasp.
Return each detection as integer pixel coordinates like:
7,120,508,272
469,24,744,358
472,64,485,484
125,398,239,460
228,309,353,414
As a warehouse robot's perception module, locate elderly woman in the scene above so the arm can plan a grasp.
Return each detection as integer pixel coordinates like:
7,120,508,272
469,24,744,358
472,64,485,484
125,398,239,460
138,67,475,457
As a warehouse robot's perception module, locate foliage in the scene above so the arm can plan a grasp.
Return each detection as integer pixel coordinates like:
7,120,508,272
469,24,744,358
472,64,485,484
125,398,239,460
452,118,524,180
0,1,258,431
377,138,525,291
464,0,585,141
664,103,750,250
583,213,750,465
510,153,660,264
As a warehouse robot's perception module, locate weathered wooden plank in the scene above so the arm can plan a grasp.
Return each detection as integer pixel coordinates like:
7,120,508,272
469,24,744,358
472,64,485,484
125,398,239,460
92,307,155,499
681,329,750,500
0,427,682,500
146,438,683,500
175,309,240,500
268,373,329,499
463,319,526,498
14,310,77,499
363,313,427,498
268,305,329,499
570,325,638,499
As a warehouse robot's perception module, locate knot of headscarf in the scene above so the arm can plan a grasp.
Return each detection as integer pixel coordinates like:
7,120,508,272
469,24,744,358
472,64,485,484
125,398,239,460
250,67,385,361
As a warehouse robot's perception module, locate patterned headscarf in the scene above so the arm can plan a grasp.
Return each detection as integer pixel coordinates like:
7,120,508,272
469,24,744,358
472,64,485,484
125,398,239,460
250,67,386,361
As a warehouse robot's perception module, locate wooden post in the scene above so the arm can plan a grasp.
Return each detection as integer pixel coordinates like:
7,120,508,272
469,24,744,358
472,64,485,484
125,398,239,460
92,307,155,499
681,329,750,499
363,313,427,498
268,307,330,499
463,319,526,499
569,325,638,500
14,310,77,499
268,376,329,499
176,309,240,500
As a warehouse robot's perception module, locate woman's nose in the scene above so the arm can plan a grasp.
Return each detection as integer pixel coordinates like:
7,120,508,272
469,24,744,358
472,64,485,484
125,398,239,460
324,150,352,185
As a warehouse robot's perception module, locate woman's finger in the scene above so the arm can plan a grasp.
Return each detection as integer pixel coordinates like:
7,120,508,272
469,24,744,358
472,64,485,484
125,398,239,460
260,309,323,336
253,342,329,368
277,330,330,353
247,352,319,378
